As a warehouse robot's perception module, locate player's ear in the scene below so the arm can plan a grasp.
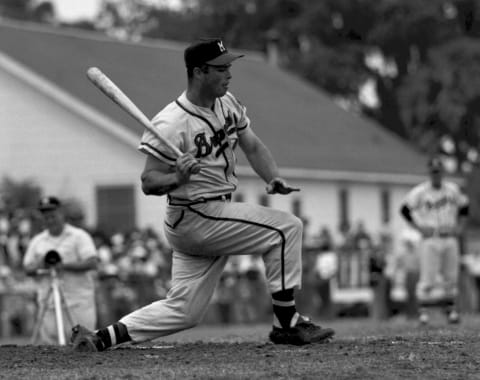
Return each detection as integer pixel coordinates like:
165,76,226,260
194,65,209,75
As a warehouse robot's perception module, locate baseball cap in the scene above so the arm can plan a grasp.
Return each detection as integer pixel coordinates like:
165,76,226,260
428,156,444,172
38,196,62,212
184,38,244,68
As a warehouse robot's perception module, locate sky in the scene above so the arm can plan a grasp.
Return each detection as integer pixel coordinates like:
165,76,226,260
48,0,102,21
47,0,183,22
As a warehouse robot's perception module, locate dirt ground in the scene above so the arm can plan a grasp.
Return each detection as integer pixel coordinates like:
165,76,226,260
1,314,480,380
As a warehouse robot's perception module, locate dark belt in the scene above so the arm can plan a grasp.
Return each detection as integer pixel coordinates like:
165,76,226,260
435,232,456,238
425,231,456,239
168,193,232,206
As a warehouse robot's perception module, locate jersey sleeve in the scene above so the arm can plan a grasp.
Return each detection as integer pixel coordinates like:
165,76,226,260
138,114,182,165
403,185,422,210
449,182,469,207
76,230,98,261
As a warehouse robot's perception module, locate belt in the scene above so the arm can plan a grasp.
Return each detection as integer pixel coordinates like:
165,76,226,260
425,231,456,239
168,193,232,206
435,232,456,238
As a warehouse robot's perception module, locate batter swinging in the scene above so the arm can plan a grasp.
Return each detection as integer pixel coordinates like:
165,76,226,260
71,38,335,351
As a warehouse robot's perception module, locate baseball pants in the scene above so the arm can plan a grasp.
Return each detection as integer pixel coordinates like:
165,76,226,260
120,200,303,343
416,236,460,303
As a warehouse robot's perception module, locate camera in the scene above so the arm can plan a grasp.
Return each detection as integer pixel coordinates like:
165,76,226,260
44,250,62,267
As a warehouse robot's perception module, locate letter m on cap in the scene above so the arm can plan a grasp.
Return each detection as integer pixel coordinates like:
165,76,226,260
217,41,226,52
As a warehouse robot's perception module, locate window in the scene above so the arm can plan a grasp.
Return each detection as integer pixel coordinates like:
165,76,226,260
96,185,135,235
380,187,391,224
338,187,350,233
259,194,270,207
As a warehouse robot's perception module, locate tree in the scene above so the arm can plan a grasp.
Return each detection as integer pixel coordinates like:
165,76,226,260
0,0,32,20
0,0,56,23
0,177,42,216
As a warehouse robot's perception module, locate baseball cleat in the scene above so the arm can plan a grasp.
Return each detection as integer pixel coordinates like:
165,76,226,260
70,324,103,352
418,312,429,325
269,315,335,346
447,310,460,324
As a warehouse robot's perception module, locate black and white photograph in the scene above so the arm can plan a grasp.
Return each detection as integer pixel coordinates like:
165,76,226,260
1,1,480,379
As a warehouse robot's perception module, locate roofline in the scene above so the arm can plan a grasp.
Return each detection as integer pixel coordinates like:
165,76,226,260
236,166,465,186
0,49,139,148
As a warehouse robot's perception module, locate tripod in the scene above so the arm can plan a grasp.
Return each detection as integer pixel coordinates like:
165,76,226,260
31,266,75,345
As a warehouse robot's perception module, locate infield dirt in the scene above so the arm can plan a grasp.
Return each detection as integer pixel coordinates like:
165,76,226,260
1,315,479,379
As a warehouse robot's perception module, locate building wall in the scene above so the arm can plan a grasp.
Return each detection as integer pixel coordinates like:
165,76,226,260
0,67,164,232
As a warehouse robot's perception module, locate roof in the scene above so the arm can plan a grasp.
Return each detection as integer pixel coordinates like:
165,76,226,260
0,20,428,177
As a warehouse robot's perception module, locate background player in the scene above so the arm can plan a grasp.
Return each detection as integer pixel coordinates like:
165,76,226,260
400,157,469,325
71,38,335,351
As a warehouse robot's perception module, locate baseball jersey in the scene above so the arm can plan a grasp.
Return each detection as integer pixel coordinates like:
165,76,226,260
138,91,250,201
402,180,469,230
23,224,98,305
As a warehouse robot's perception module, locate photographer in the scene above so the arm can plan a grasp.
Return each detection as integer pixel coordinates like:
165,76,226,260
23,196,98,344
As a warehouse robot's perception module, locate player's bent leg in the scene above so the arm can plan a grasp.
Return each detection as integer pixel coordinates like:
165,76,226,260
71,254,228,352
164,202,332,344
168,202,304,291
262,212,303,292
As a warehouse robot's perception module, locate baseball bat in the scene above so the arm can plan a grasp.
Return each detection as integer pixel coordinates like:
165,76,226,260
86,67,183,158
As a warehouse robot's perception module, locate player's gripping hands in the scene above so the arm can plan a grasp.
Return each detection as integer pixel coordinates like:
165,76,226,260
266,177,300,195
175,153,202,184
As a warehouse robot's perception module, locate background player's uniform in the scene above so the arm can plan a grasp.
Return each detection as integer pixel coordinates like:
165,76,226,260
118,91,303,342
401,180,468,305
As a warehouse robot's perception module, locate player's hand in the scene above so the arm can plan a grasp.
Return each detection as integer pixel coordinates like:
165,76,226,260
176,153,202,184
266,177,300,195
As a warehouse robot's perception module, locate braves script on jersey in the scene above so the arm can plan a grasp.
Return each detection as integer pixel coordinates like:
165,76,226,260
403,180,468,232
139,91,249,200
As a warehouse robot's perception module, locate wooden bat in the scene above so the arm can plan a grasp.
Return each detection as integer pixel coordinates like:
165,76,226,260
86,67,183,158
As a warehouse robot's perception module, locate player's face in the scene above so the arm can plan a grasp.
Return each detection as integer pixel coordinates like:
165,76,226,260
430,169,443,188
42,209,65,236
203,64,232,97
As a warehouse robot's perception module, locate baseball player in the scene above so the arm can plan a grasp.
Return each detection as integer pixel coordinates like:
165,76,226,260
71,38,335,351
400,157,469,325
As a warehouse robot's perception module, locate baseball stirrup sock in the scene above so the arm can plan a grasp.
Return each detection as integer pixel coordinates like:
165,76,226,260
272,289,297,329
96,322,131,349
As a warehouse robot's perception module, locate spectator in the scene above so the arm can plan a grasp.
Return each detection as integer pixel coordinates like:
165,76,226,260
312,233,338,320
386,229,421,319
23,196,99,344
369,232,392,321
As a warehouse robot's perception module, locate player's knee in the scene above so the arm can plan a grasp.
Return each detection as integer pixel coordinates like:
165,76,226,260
181,312,203,329
285,214,303,236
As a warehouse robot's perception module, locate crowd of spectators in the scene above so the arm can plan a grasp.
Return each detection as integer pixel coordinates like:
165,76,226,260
2,206,480,339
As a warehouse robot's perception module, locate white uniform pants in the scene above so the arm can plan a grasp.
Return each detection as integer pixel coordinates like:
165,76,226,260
416,236,459,303
121,200,303,343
